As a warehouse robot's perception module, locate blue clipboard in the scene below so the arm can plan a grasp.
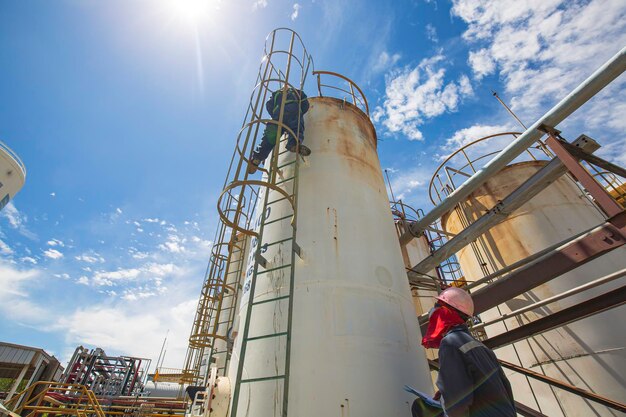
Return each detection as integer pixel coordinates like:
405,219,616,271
404,385,443,409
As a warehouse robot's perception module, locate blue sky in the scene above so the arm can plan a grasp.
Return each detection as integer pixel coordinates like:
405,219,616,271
1,0,625,369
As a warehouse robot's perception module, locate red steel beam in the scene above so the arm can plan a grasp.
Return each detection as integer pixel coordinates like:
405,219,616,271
483,285,626,350
472,211,626,314
499,359,626,413
546,134,623,217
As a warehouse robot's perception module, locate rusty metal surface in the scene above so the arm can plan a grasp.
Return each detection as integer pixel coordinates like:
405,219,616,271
408,136,600,279
471,211,626,314
499,360,626,413
400,46,626,244
546,134,624,218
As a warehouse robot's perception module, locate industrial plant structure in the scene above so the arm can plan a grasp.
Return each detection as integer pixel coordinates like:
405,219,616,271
2,28,625,417
0,141,25,212
177,29,626,417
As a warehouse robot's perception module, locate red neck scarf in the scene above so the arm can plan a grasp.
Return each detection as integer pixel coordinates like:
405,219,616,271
421,305,465,349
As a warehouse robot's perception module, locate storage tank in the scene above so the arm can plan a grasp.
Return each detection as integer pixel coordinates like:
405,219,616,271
228,96,433,416
0,141,26,211
442,160,626,416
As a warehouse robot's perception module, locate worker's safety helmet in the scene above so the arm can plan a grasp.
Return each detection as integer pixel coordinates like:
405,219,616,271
436,287,474,317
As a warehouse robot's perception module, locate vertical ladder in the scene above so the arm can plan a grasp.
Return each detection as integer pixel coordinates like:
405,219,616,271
230,129,303,417
209,237,248,376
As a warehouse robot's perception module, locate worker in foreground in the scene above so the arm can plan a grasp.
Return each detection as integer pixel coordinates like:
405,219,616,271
248,87,311,174
415,287,516,417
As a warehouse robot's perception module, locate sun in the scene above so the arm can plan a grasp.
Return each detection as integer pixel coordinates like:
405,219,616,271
165,0,213,24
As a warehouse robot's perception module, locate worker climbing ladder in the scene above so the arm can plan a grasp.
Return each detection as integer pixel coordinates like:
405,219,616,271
181,28,312,417
226,31,311,417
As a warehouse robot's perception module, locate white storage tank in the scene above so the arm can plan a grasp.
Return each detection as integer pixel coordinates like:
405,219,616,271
0,141,26,211
442,160,626,417
228,97,433,416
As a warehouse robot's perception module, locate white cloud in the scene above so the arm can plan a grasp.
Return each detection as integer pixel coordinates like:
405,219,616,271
467,48,495,80
0,239,13,255
93,268,141,285
291,3,301,20
252,0,268,10
372,51,402,74
116,208,123,214
376,54,474,141
1,202,29,233
158,234,186,253
47,238,65,247
386,165,436,208
77,276,89,285
75,252,106,264
452,0,626,114
142,218,161,223
0,261,47,322
50,192,56,197
442,123,517,153
21,256,38,264
54,297,197,367
425,24,438,43
43,248,64,259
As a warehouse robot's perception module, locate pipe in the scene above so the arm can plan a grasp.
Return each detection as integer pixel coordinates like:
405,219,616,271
473,268,626,330
400,46,626,244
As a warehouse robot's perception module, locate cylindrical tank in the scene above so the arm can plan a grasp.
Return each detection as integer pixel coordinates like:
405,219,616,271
142,381,181,398
229,97,433,416
443,161,626,417
0,141,26,211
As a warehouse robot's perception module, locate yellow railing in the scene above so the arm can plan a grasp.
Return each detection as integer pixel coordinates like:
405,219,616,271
3,381,105,417
2,381,186,417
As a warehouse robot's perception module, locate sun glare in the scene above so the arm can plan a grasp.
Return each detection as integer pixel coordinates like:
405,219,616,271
165,0,213,23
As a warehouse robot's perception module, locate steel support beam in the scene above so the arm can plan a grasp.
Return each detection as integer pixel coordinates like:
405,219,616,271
408,136,599,279
400,46,626,245
546,134,624,217
472,211,626,314
484,285,626,350
499,360,626,413
559,135,626,178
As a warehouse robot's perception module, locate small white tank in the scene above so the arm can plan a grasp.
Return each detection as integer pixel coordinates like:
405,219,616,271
443,161,626,417
228,97,433,416
0,141,26,211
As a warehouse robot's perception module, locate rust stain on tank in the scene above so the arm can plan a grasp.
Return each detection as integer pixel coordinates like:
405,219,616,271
309,97,383,191
327,207,339,254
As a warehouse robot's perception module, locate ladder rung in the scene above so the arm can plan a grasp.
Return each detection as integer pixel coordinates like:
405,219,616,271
240,375,286,384
278,160,296,169
267,195,294,205
246,331,288,341
257,264,292,275
264,237,293,247
275,176,295,186
264,214,292,226
252,295,290,306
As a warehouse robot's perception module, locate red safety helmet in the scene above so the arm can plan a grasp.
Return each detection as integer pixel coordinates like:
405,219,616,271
436,287,474,317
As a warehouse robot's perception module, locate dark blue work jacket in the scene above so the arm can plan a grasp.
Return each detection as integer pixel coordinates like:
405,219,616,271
437,325,516,417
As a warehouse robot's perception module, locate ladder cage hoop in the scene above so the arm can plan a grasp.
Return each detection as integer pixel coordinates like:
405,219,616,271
217,179,295,237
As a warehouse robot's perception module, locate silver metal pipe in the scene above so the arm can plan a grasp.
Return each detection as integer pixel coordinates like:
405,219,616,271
400,46,626,244
472,268,626,330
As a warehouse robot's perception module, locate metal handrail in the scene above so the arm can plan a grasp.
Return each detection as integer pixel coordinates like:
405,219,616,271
427,132,555,205
401,46,626,244
0,140,26,178
312,70,370,115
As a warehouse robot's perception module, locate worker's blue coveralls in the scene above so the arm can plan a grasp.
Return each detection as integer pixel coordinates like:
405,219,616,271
251,88,310,162
437,325,516,417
